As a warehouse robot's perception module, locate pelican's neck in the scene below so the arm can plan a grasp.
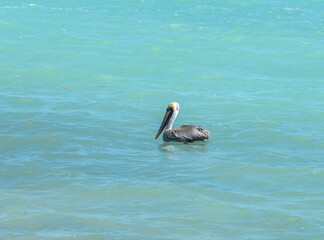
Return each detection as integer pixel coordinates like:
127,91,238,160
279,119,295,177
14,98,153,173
166,109,179,130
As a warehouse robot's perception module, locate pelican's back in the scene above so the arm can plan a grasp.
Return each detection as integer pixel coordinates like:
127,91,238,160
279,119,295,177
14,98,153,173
163,124,210,142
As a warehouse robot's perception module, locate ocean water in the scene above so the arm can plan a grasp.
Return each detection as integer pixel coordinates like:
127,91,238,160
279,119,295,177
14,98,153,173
0,0,323,239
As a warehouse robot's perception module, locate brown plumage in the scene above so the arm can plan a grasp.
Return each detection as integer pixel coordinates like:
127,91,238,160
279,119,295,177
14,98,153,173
163,124,210,142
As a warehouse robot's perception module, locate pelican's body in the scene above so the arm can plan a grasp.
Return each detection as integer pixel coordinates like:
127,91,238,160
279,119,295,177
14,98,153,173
155,102,210,142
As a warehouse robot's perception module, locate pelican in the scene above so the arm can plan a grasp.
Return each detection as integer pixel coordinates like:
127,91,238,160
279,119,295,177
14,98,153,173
155,102,210,142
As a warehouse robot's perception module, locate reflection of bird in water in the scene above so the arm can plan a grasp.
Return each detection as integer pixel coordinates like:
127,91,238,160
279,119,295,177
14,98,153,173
155,102,210,143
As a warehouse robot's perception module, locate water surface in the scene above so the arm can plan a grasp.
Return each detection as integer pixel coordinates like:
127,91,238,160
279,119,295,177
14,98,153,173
0,0,324,239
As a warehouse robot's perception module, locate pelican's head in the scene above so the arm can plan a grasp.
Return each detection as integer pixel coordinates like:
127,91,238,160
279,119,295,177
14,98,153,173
155,102,180,140
168,102,179,111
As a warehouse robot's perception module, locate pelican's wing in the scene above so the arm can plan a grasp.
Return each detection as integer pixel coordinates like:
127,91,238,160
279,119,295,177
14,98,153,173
164,124,210,142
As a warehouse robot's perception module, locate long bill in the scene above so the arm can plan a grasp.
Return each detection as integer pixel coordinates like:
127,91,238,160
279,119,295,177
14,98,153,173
155,107,173,140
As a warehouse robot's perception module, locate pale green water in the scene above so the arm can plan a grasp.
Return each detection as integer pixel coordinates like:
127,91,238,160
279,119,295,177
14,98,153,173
0,0,324,239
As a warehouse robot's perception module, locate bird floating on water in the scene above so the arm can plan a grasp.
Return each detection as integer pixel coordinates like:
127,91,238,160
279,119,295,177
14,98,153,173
155,102,210,143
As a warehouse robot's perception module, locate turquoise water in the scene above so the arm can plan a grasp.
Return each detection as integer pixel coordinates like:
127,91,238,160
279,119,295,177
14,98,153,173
1,0,324,239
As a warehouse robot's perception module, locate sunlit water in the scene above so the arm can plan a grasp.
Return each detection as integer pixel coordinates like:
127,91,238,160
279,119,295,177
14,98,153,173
0,0,323,239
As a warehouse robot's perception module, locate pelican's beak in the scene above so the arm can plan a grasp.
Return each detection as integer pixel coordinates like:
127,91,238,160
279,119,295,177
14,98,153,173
155,107,173,140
